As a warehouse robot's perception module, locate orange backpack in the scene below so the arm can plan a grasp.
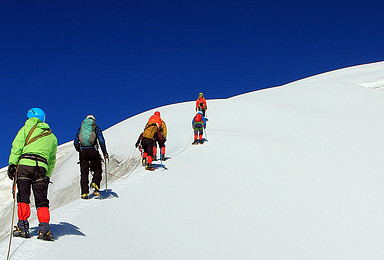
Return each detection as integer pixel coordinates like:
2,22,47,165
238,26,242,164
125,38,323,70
143,115,161,139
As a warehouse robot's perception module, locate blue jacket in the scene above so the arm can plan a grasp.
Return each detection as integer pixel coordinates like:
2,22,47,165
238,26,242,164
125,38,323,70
192,116,206,129
74,126,108,155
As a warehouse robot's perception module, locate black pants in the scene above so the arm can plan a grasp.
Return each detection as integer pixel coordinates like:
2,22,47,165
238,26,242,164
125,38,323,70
79,148,102,194
142,138,155,157
154,136,165,148
198,108,206,117
17,165,49,208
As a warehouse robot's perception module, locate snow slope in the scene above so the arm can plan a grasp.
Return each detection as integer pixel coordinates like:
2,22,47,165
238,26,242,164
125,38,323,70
1,61,384,259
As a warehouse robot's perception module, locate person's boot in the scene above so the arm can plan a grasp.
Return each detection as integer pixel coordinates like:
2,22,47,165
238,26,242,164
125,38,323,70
145,163,155,171
81,193,89,199
37,231,54,241
13,225,30,238
91,183,100,196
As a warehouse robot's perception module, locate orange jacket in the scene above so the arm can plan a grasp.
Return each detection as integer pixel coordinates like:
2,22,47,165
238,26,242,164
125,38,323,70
196,97,207,110
148,114,162,128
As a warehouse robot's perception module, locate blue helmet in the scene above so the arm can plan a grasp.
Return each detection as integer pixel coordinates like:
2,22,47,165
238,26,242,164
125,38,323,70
27,108,46,123
197,111,203,115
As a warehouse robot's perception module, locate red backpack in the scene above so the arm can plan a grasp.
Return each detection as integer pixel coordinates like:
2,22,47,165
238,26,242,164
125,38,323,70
195,113,202,122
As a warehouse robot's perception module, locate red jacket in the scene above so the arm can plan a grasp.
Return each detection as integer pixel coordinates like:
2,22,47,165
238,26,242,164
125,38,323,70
196,97,207,110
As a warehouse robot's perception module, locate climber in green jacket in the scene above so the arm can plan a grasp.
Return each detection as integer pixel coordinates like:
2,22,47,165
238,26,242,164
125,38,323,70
7,108,57,241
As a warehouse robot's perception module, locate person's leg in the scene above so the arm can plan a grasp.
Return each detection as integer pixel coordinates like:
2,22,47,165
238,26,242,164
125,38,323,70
80,150,91,195
90,149,103,189
32,173,50,234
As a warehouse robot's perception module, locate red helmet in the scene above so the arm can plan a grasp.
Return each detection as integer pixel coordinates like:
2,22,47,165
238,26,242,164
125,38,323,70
154,111,160,117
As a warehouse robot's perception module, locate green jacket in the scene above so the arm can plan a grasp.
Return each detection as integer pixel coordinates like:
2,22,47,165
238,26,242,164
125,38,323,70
9,117,58,177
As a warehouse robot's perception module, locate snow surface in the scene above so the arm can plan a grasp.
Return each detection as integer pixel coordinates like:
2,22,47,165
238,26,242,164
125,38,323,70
1,61,384,259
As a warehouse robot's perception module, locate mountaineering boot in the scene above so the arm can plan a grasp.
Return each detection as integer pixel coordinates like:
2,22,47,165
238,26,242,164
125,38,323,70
91,183,100,196
37,231,54,241
142,157,147,166
13,226,30,238
81,193,89,199
192,140,198,145
145,164,155,171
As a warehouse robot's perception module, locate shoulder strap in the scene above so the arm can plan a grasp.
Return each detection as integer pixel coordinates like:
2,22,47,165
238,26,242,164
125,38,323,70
26,129,52,146
144,123,157,130
25,123,39,146
25,123,52,146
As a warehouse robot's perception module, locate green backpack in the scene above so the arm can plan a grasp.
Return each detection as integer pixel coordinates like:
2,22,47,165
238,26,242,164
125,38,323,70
79,118,97,147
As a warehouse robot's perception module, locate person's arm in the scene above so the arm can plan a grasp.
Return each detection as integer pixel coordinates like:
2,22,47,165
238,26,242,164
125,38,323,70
135,133,143,148
96,126,108,156
9,126,26,165
47,135,58,177
73,128,81,152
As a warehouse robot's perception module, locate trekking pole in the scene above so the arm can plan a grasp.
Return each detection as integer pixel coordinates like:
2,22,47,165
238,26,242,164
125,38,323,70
160,152,163,170
105,158,108,191
7,167,19,260
204,127,208,142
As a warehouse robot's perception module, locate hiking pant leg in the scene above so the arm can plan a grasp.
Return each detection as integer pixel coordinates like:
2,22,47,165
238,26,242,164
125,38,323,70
142,138,154,157
32,178,49,208
89,149,102,188
80,150,91,194
33,178,51,233
17,178,32,225
142,138,154,164
16,166,33,231
17,178,32,205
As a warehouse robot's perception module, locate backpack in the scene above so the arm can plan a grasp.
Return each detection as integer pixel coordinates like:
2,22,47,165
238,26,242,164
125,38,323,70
143,123,158,140
79,118,97,147
195,113,202,122
193,114,204,128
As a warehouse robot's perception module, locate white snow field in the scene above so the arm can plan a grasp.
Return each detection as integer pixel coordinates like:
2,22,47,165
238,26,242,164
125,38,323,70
1,61,384,259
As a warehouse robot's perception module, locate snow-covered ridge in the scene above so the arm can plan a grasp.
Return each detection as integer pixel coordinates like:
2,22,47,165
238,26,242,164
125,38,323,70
1,61,384,259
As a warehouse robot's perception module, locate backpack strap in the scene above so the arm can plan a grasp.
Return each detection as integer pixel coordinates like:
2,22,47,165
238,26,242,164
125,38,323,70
144,123,157,130
26,129,52,146
25,123,52,146
25,123,38,146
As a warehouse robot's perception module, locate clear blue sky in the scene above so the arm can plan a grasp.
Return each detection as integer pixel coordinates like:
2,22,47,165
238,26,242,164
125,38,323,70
1,1,383,167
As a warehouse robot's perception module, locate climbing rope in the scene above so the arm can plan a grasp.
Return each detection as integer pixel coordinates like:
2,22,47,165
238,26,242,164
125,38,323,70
7,166,19,260
104,148,142,180
104,132,194,180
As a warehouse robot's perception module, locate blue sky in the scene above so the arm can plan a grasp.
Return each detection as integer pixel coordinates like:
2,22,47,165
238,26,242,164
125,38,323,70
1,1,383,167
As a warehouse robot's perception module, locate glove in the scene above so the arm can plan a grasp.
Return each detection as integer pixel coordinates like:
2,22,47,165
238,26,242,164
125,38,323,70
135,142,139,148
7,164,17,180
104,153,109,160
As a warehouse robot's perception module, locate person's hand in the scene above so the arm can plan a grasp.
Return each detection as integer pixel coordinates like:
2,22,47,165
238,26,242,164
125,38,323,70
104,153,109,160
7,164,17,180
135,142,139,148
